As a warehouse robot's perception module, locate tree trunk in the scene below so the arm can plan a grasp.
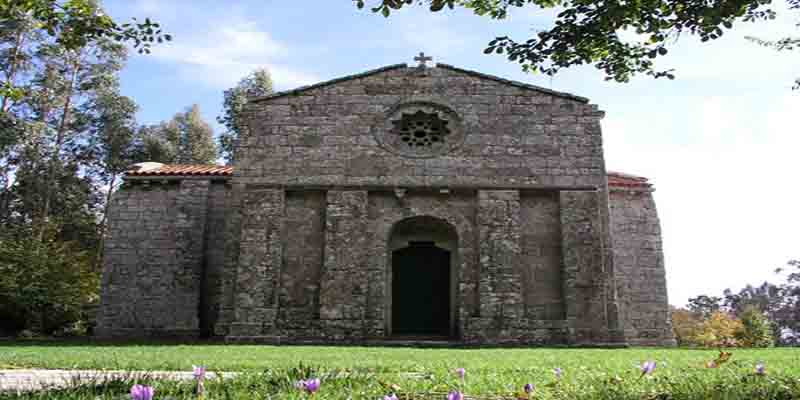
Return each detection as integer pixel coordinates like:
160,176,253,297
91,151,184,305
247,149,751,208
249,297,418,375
38,56,80,242
95,173,118,271
1,29,25,113
0,29,26,221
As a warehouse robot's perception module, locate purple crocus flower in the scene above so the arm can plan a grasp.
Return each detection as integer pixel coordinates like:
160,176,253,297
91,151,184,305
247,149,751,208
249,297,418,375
193,365,206,381
523,383,534,393
303,378,321,394
193,365,206,396
384,394,398,400
130,384,154,400
755,362,766,375
454,368,465,380
639,361,656,376
447,391,463,400
553,367,563,379
295,380,307,390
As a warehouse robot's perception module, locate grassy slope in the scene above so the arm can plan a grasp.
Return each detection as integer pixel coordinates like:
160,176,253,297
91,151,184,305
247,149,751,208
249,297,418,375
0,343,798,373
1,344,799,399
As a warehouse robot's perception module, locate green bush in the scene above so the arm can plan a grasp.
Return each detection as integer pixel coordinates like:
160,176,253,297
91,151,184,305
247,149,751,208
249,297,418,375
0,224,99,336
736,306,775,348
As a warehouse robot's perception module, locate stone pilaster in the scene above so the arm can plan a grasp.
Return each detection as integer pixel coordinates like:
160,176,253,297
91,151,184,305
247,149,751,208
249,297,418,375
560,190,620,344
171,180,211,335
319,190,370,339
476,190,523,325
227,187,285,337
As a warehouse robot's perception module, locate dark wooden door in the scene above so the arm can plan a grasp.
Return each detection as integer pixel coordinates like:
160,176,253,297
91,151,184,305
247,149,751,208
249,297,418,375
392,242,451,336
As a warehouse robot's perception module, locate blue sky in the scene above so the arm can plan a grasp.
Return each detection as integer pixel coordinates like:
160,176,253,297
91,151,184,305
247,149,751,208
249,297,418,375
105,0,799,306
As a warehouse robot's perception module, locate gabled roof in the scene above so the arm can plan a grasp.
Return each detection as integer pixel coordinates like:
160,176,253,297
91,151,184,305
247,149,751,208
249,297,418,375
125,163,650,189
435,64,588,103
249,64,408,103
248,63,588,104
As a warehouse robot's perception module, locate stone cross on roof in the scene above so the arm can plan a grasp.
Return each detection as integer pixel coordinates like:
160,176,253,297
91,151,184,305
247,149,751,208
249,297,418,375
414,52,433,68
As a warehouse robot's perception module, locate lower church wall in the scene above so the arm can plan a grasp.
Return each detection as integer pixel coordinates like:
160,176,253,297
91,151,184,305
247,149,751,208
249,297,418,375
520,192,564,321
98,179,665,346
609,189,675,346
201,183,229,336
97,180,216,337
278,191,325,336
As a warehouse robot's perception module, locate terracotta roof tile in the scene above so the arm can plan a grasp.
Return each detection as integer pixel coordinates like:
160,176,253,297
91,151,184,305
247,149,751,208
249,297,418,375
126,163,233,177
126,163,651,188
607,171,651,189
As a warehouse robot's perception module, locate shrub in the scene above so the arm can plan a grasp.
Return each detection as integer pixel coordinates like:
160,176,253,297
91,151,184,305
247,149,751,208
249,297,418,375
671,307,704,346
0,224,99,335
736,305,775,348
692,311,743,347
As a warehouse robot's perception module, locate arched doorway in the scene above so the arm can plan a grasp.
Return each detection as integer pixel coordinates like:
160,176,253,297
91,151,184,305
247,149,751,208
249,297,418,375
388,216,458,338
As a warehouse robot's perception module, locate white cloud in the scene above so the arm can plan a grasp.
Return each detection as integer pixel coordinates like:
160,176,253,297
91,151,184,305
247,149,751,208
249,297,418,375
605,94,800,306
149,19,318,89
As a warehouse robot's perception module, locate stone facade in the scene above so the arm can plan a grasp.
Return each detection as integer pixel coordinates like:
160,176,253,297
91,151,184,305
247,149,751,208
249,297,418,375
96,63,674,346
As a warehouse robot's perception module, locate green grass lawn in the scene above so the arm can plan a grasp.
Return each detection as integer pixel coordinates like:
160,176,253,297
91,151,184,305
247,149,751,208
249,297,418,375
1,343,799,399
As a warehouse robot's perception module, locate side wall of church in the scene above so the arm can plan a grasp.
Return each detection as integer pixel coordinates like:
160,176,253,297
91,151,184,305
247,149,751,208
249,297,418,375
97,180,227,337
609,188,675,346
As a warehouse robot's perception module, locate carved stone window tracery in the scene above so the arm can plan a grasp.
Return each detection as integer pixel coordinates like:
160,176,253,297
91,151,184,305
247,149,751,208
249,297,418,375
373,101,466,158
392,111,451,148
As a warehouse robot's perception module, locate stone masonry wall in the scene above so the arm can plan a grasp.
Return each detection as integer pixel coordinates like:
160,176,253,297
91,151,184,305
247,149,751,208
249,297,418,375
218,64,617,344
238,65,607,189
367,190,478,338
278,191,325,337
201,182,228,335
226,187,284,338
97,180,214,337
520,192,564,321
560,191,616,344
98,64,675,345
319,190,370,339
610,188,675,346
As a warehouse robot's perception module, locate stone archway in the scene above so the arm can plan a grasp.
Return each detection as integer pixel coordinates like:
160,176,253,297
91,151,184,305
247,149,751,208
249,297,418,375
387,216,458,338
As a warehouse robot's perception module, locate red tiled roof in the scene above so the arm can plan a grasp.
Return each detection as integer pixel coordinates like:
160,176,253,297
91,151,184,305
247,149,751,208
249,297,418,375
607,171,651,189
126,163,233,177
125,163,651,188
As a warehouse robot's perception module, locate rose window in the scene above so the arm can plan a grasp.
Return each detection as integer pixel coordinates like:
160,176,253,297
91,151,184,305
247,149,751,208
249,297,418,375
391,111,451,148
373,101,466,158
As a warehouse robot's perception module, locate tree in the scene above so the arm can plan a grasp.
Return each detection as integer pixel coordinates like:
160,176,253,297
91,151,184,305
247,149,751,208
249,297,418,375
773,259,800,344
81,76,144,269
0,0,152,336
736,305,775,347
671,307,704,346
687,295,723,318
355,0,798,83
0,0,169,100
23,36,129,241
694,311,743,347
139,105,218,164
747,1,800,89
0,223,98,335
218,68,273,163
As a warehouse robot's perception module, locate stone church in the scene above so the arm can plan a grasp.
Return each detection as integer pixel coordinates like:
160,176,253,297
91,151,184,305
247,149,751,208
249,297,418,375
96,59,675,346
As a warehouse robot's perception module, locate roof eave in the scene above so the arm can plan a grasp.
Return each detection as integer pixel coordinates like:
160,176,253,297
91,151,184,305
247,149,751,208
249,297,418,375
247,62,591,104
249,64,409,103
435,63,590,104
